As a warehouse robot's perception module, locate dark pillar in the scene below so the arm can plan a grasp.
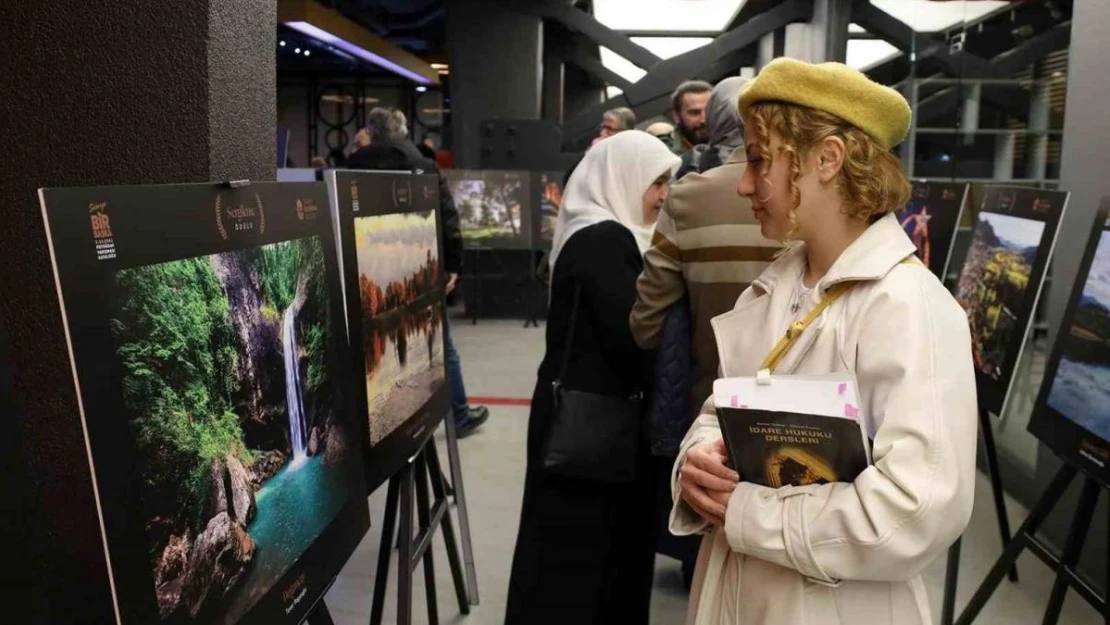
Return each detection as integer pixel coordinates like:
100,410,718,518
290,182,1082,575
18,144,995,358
446,0,542,169
0,2,276,623
543,48,566,123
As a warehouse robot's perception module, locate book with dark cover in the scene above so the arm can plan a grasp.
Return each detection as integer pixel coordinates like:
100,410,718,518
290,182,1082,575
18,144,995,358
717,408,870,487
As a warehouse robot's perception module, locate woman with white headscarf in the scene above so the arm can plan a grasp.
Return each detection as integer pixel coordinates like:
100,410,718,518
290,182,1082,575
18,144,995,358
505,131,681,625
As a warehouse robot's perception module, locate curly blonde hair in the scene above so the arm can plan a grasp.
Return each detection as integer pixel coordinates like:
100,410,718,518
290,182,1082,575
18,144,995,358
747,101,911,237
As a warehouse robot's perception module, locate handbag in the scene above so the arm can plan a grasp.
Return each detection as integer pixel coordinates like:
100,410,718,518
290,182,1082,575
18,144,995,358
542,283,643,483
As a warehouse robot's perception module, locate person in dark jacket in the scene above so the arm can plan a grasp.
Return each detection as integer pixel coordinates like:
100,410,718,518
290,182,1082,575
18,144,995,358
348,107,489,437
505,131,681,625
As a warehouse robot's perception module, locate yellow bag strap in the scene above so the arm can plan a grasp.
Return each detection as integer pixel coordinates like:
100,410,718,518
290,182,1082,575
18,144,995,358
759,255,922,373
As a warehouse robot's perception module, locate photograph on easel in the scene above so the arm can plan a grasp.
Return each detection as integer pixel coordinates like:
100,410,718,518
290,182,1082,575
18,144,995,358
328,170,451,493
354,211,446,445
535,171,564,250
895,181,967,279
39,182,369,625
443,169,532,250
953,185,1067,415
1030,199,1110,487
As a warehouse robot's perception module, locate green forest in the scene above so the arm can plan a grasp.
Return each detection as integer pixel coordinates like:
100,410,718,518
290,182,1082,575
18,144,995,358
111,236,332,550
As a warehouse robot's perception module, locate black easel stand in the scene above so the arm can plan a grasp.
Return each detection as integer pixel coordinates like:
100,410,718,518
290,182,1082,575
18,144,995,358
941,405,1019,625
952,463,1108,625
369,440,470,625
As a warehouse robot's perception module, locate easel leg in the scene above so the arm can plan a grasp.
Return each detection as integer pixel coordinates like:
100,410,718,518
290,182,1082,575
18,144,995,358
413,453,440,625
1042,477,1101,625
979,407,1019,582
444,415,480,605
427,443,472,613
955,464,1078,625
369,476,401,625
941,538,961,625
398,462,415,625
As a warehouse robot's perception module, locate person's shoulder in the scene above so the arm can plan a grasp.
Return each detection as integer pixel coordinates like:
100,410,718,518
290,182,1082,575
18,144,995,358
666,161,752,224
563,221,638,260
870,261,969,332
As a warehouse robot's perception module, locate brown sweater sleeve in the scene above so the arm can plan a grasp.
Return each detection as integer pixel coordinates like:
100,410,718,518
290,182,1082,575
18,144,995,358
630,200,685,350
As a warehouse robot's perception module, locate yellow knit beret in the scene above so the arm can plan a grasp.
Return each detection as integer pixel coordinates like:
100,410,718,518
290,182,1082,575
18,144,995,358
738,57,912,149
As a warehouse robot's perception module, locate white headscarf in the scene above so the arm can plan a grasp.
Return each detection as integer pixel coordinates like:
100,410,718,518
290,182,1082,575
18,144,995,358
550,130,681,270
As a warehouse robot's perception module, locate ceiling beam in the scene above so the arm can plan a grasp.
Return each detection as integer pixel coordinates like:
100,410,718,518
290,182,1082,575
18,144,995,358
560,0,813,145
530,0,662,70
555,40,635,92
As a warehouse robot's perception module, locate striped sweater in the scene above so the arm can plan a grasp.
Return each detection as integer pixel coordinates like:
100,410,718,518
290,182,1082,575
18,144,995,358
630,149,780,414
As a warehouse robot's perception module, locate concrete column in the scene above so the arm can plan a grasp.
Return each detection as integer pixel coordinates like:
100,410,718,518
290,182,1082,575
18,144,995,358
900,80,919,177
1025,80,1050,180
993,132,1016,181
0,2,275,623
447,0,542,169
961,82,982,146
542,47,565,123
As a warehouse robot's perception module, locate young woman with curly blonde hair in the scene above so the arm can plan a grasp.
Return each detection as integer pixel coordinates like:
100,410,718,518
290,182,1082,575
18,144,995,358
670,58,978,625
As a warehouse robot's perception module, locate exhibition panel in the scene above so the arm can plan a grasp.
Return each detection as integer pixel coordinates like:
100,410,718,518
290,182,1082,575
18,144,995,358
534,171,564,250
953,186,1068,417
328,171,451,493
896,181,968,280
38,182,370,625
442,170,533,250
1030,197,1110,488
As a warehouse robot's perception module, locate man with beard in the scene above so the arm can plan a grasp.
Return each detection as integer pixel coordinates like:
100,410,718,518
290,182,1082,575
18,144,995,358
668,80,712,156
348,108,490,438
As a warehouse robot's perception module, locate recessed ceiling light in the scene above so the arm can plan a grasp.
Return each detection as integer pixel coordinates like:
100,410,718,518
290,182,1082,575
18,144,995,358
280,40,286,47
304,50,311,56
416,86,428,93
295,47,301,53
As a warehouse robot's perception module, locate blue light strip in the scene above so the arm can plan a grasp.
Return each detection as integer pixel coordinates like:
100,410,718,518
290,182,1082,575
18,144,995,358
285,21,433,85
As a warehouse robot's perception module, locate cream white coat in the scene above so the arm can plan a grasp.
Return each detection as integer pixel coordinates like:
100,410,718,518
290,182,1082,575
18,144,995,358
670,213,978,625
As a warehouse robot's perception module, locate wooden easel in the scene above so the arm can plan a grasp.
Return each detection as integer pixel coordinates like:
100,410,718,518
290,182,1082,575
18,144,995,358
368,437,470,625
953,462,1108,624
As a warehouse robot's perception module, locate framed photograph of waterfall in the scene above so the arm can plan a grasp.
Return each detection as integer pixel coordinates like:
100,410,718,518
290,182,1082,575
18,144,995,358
327,170,450,493
1029,198,1110,488
38,181,370,625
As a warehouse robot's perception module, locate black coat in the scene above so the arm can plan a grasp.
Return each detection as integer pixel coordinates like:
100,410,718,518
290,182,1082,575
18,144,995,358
347,141,464,275
505,221,657,625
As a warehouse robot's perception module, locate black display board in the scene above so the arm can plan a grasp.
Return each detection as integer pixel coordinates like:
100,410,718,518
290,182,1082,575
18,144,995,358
1030,198,1110,487
953,186,1068,416
896,181,968,279
39,182,369,625
327,171,450,493
442,169,532,250
534,171,564,251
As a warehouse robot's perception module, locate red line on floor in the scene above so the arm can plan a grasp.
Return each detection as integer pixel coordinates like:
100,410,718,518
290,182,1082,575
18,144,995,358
468,396,532,407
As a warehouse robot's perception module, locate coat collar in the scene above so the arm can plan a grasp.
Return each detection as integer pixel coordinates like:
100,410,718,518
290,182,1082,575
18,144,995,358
752,212,916,295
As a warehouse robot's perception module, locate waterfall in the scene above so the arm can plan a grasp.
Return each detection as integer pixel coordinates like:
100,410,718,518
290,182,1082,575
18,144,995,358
283,306,308,464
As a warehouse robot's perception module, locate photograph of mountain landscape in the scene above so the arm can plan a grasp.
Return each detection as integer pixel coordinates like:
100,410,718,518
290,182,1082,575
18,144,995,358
538,172,563,248
354,210,446,445
896,182,966,278
1047,230,1110,444
955,212,1046,381
444,170,531,249
109,236,356,625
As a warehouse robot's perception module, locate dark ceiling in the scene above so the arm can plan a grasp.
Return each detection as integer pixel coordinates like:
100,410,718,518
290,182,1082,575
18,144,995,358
277,0,446,77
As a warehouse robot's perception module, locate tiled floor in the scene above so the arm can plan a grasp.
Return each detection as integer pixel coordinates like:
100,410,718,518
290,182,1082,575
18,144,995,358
323,318,1101,625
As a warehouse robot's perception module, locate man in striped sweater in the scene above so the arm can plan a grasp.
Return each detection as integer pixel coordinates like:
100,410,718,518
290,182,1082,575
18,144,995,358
630,77,780,414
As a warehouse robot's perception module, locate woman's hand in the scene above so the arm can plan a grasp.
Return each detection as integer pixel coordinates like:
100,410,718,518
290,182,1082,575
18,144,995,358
680,438,739,526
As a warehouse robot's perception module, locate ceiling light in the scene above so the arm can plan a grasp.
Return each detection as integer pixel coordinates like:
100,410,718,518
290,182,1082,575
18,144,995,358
280,40,286,47
430,63,448,70
295,47,301,53
304,50,311,56
416,86,428,93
